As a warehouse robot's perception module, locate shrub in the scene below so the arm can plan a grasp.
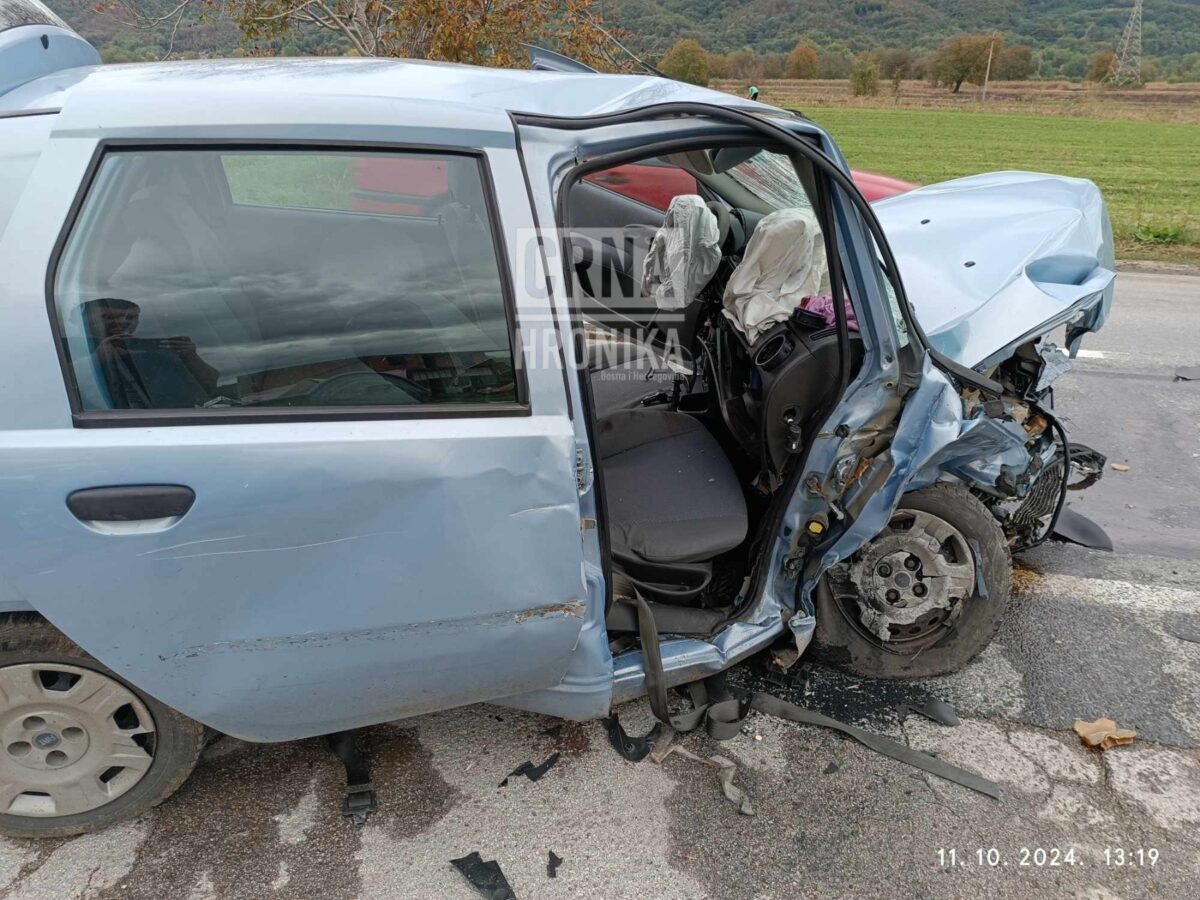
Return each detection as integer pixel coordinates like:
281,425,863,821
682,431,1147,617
850,57,880,96
659,39,711,86
786,43,819,79
1133,224,1186,245
1086,50,1117,83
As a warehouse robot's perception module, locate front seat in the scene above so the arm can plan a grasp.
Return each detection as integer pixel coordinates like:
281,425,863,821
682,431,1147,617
588,195,720,416
597,408,748,593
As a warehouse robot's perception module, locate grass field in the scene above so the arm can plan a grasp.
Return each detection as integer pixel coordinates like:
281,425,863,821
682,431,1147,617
796,105,1200,263
714,79,1200,126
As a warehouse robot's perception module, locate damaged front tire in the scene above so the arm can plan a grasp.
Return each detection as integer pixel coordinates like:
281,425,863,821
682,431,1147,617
810,483,1012,679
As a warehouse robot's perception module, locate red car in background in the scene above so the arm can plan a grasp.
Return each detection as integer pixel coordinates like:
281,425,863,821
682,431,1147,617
353,158,916,215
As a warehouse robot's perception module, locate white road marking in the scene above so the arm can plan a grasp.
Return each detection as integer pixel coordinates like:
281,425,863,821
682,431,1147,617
1017,572,1200,615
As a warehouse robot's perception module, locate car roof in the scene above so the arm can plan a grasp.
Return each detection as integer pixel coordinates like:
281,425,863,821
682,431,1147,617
5,56,770,141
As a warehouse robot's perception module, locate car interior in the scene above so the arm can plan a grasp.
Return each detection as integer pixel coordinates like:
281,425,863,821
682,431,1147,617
55,150,519,413
54,141,864,641
565,144,865,638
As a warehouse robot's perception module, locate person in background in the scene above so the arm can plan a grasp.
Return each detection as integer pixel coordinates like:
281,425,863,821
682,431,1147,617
80,297,217,409
748,85,760,101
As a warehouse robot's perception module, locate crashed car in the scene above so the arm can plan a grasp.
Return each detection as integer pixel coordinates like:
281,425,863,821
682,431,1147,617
0,0,1113,836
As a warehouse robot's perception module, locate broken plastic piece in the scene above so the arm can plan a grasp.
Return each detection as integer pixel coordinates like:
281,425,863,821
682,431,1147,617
1050,507,1114,552
1035,342,1074,392
499,752,560,787
898,698,961,727
450,852,516,900
547,851,563,879
1110,463,1131,473
1073,718,1136,749
1174,365,1200,381
602,714,662,762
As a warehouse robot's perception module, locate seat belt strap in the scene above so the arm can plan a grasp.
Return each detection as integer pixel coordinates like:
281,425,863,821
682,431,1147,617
624,590,1001,800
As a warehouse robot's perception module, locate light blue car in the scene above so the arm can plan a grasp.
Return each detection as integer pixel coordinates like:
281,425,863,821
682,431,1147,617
0,0,1114,836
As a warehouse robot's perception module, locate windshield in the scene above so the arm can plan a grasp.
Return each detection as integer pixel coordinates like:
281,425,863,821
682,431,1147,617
0,0,67,32
726,151,813,211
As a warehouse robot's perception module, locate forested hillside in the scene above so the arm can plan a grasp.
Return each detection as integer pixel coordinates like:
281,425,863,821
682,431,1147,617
53,0,1200,80
613,0,1200,79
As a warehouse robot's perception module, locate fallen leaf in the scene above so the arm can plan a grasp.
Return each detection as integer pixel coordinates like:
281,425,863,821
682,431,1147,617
1073,717,1136,749
1110,463,1131,472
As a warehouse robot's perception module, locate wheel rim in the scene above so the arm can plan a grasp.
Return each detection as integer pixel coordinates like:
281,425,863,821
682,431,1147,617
0,664,156,818
828,508,977,649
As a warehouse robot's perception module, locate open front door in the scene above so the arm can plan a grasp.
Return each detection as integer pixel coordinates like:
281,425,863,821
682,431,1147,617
0,133,592,741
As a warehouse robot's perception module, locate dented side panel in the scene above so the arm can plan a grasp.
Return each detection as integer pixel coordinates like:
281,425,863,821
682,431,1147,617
0,137,591,742
0,422,592,742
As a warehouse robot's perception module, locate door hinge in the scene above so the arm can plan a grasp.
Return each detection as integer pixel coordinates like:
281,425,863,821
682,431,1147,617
575,445,593,493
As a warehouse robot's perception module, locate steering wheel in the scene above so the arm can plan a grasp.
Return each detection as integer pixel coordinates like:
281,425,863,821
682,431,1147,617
706,200,731,250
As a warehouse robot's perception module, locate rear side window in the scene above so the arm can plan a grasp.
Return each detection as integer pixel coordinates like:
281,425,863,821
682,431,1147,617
52,147,520,420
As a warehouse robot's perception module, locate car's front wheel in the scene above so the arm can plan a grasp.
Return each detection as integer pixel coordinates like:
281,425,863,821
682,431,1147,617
0,616,205,838
810,483,1012,679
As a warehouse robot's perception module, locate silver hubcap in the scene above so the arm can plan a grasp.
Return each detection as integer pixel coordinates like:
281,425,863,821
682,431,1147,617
844,509,976,643
0,664,155,817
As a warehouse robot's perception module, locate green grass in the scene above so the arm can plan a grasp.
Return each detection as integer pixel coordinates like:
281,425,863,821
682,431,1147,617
221,153,356,211
802,106,1200,263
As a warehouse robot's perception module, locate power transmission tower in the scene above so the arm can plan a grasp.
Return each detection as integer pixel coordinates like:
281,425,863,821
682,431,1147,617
1108,0,1143,85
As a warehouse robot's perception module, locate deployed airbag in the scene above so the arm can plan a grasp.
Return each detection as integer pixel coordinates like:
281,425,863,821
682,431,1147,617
722,207,827,343
641,195,721,311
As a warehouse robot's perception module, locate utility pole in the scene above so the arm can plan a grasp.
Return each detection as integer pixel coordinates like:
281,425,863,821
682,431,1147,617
1108,0,1143,86
981,31,999,101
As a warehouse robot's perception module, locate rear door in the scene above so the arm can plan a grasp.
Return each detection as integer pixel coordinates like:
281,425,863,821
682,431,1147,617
0,137,590,741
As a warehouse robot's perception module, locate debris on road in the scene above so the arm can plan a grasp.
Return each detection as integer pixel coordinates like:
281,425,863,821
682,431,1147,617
1110,463,1131,472
547,851,564,879
897,697,961,727
1173,365,1200,381
451,852,517,900
603,714,662,762
823,759,844,774
650,730,755,816
1165,615,1200,644
499,753,560,787
1073,717,1137,749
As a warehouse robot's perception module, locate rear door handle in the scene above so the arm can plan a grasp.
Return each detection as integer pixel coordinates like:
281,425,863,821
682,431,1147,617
67,485,195,527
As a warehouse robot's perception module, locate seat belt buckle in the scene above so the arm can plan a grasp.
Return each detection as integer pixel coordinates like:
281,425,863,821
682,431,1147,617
342,782,377,825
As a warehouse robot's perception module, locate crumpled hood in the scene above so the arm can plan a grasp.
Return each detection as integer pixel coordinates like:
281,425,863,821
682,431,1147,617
874,171,1115,369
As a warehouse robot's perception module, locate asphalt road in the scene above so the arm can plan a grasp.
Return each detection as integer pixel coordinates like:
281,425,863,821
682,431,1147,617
1,272,1197,900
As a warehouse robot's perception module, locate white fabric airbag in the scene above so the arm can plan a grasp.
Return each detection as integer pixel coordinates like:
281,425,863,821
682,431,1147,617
641,195,721,311
722,207,827,343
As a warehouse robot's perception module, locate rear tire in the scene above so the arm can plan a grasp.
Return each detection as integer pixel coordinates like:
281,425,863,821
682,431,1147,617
0,616,205,838
810,483,1011,679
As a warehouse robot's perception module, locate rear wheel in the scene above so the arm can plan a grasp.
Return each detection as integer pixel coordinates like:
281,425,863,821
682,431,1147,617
0,616,205,838
811,483,1011,679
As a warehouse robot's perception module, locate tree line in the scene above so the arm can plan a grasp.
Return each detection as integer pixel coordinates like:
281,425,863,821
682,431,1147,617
61,0,1200,85
658,33,1167,93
